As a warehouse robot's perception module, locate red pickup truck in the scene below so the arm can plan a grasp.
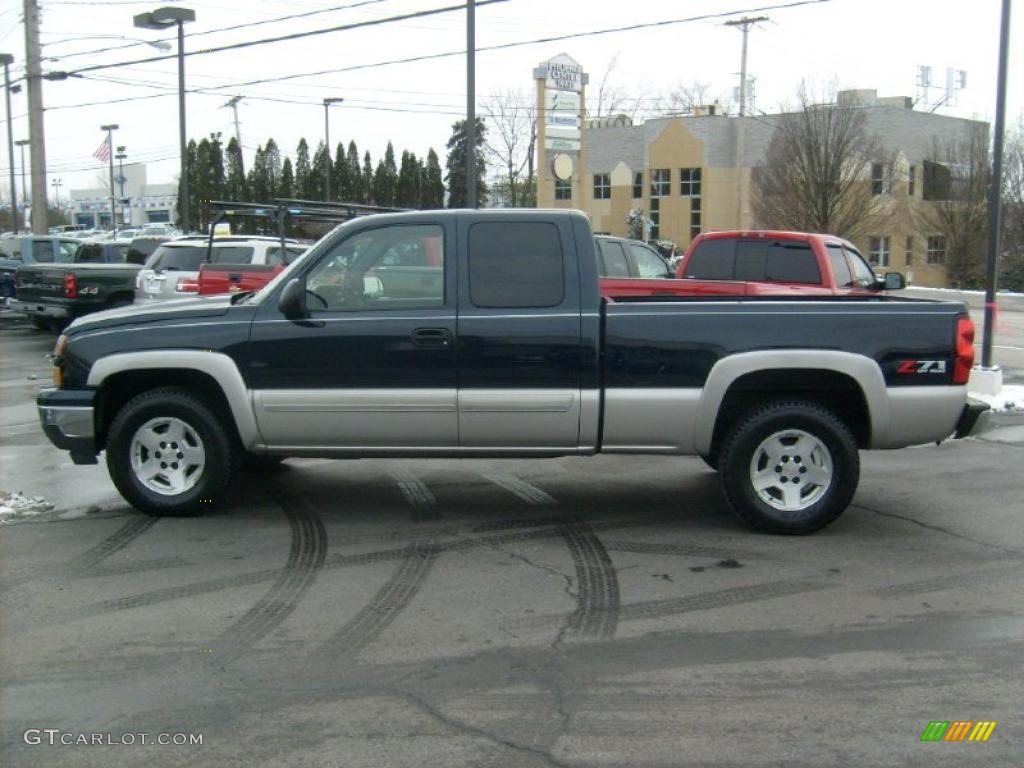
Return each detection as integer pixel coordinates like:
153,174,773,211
673,230,904,295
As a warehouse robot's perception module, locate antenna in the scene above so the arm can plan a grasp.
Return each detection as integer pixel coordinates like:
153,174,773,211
915,64,967,111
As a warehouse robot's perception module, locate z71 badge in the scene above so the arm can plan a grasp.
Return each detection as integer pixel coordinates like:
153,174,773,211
897,360,948,374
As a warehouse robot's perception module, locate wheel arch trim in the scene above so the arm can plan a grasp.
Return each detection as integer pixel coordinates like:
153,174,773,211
86,351,261,448
695,350,887,455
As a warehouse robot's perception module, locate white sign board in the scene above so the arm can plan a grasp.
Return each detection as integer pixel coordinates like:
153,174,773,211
545,90,580,112
545,59,583,93
545,126,581,141
546,113,580,128
545,138,581,151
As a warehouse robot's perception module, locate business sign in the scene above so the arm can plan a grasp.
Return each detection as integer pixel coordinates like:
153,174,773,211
545,126,582,141
545,138,581,151
546,113,579,129
545,90,580,113
543,55,583,93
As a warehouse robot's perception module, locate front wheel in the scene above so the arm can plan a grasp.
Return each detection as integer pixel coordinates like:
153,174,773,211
106,387,238,516
719,400,859,535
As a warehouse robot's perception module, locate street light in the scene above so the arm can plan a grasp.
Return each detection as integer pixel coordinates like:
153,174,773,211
100,123,118,230
1,53,17,233
51,177,62,209
115,145,128,227
14,140,29,228
134,6,196,232
323,97,343,201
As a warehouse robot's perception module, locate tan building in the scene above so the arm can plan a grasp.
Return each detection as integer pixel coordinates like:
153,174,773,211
535,66,989,288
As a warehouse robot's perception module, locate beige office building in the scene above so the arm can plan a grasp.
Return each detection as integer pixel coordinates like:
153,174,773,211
534,57,988,288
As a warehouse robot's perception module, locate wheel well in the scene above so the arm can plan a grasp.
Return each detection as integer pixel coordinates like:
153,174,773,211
710,369,871,456
94,369,240,450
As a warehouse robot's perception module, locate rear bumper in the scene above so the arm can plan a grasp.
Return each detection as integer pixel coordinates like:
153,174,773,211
9,300,69,319
37,388,98,464
953,399,990,439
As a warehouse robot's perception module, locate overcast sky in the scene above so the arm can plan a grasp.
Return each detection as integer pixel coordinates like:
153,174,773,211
0,0,1020,199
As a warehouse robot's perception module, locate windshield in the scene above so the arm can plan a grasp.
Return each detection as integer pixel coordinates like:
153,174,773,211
144,245,256,272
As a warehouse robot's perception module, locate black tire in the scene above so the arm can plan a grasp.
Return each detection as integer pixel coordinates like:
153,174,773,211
718,400,859,535
699,451,719,472
106,387,238,516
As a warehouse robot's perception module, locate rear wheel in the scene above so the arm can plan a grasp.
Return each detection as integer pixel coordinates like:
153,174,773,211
719,400,859,534
106,387,237,516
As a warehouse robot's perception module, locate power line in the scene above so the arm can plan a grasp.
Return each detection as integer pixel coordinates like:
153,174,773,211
44,0,395,62
66,0,508,75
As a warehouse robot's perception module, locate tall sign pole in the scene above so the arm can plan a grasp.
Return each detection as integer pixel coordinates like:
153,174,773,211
981,0,1012,373
466,0,476,208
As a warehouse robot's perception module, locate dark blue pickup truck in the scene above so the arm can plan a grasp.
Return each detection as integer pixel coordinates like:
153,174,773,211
38,210,985,533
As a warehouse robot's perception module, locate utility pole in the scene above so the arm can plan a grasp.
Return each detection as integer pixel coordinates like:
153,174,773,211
725,16,767,116
726,15,767,230
15,139,29,222
100,124,118,229
116,145,127,226
221,95,244,173
24,0,48,233
1,54,18,234
323,97,343,201
466,0,476,208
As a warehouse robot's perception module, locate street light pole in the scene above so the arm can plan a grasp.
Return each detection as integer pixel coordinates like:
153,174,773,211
323,97,343,202
50,177,61,209
115,145,127,227
100,124,118,230
134,7,195,232
0,53,17,234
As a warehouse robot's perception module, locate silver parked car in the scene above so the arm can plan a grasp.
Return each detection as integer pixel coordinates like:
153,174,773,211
134,236,304,303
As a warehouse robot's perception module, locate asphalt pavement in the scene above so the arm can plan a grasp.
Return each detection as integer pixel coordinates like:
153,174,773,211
2,309,1023,768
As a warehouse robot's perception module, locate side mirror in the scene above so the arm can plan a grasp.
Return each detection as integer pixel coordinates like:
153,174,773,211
278,278,307,319
883,272,906,291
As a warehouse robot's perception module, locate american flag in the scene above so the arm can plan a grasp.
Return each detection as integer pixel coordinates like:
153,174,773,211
93,140,110,162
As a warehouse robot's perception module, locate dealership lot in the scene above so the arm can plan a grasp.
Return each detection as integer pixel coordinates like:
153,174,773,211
2,313,1022,767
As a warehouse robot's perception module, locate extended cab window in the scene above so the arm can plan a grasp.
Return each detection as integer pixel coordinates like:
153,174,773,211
76,244,104,263
764,242,821,284
684,239,734,280
826,244,855,288
32,240,54,263
629,243,672,278
306,224,444,311
468,222,563,308
597,239,630,277
846,247,876,289
59,241,80,262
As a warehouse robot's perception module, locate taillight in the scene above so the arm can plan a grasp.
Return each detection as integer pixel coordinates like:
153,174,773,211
177,276,199,293
64,273,78,299
953,315,974,385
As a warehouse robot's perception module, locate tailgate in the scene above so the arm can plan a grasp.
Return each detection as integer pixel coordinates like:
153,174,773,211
198,263,282,295
15,265,67,302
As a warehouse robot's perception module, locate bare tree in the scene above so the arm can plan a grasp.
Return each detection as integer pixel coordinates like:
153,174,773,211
916,126,991,288
482,89,535,207
751,84,894,240
588,52,654,123
659,80,731,116
1000,117,1024,291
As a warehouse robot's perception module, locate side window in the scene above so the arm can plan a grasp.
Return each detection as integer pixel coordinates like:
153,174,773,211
846,247,876,289
32,240,55,263
629,243,671,278
266,247,306,267
597,239,630,278
735,241,767,281
764,242,821,284
468,222,563,308
306,224,444,311
684,239,735,279
110,245,129,263
76,244,103,263
59,241,80,263
826,244,854,288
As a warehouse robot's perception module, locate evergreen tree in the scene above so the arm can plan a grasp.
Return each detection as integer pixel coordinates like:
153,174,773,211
278,157,295,199
422,148,445,209
294,138,312,200
362,151,374,204
396,150,421,208
347,141,364,203
248,143,271,203
444,118,488,208
372,142,399,208
264,139,282,198
224,136,247,202
310,141,329,201
177,139,198,231
333,142,352,202
192,138,213,231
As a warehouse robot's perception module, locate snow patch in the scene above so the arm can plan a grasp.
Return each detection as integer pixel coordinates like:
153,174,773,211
0,491,54,522
969,383,1024,412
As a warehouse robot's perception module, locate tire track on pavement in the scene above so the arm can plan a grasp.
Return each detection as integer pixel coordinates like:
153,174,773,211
313,541,437,666
389,467,439,522
214,490,327,661
561,520,620,640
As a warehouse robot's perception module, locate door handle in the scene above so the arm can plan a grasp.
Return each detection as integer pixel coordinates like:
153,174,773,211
412,327,451,348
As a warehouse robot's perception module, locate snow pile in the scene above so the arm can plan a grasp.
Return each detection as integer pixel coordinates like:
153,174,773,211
0,491,53,522
969,384,1024,412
